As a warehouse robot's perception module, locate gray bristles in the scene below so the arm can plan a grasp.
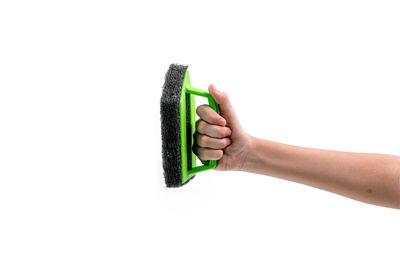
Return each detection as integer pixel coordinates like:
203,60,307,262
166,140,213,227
160,64,191,187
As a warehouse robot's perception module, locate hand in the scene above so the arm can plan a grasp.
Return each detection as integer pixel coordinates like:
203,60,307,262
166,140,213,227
193,84,252,171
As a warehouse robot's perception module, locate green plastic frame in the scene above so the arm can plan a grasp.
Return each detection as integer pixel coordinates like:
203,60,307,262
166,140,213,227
180,69,220,184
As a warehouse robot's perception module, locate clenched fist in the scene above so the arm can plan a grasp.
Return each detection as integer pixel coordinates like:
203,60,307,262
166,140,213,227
193,84,252,171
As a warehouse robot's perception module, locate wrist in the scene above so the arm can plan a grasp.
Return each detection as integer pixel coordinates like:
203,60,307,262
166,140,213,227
238,135,259,172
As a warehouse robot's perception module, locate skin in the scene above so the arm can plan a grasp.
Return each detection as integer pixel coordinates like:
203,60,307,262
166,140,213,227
193,84,400,209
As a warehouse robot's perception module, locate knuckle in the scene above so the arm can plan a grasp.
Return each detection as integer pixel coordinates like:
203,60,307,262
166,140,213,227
216,150,223,159
196,120,205,132
195,147,205,158
198,149,206,159
198,135,209,147
196,105,205,115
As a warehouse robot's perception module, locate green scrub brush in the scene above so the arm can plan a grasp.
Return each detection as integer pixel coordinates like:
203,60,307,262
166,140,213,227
160,64,220,187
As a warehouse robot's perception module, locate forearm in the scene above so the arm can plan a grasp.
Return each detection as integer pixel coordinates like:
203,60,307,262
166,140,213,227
242,137,400,209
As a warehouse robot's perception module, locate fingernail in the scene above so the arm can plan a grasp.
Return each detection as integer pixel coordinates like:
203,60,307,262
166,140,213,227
210,84,219,93
227,128,232,136
219,118,226,126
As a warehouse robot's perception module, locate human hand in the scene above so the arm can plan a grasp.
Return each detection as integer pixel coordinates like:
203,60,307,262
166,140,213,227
193,84,252,171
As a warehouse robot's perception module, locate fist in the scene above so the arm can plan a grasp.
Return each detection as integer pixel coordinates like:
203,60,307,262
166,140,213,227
193,84,251,171
194,105,232,161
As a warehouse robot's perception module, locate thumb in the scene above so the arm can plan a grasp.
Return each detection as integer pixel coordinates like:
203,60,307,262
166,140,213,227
208,84,240,128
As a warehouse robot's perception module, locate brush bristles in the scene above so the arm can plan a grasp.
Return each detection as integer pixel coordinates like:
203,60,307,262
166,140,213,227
160,64,190,187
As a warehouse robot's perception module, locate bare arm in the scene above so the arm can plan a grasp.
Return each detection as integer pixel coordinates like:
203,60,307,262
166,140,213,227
242,137,400,209
194,84,400,209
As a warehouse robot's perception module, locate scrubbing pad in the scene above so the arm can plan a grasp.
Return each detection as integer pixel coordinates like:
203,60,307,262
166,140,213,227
160,64,192,187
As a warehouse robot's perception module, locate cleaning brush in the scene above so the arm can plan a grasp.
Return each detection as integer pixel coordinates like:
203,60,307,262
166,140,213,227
160,64,220,187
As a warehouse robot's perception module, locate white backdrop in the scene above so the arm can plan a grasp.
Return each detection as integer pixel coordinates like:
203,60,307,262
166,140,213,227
1,1,399,266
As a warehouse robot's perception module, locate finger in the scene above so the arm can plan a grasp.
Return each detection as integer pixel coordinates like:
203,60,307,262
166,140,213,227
193,146,223,161
196,120,232,138
208,84,231,108
195,133,231,149
208,84,239,124
196,105,226,126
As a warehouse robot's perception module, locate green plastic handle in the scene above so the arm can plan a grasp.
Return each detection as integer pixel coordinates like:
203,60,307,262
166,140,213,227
179,69,220,184
186,86,220,176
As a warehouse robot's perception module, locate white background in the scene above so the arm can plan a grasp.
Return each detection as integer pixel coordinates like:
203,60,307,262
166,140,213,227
1,0,399,266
